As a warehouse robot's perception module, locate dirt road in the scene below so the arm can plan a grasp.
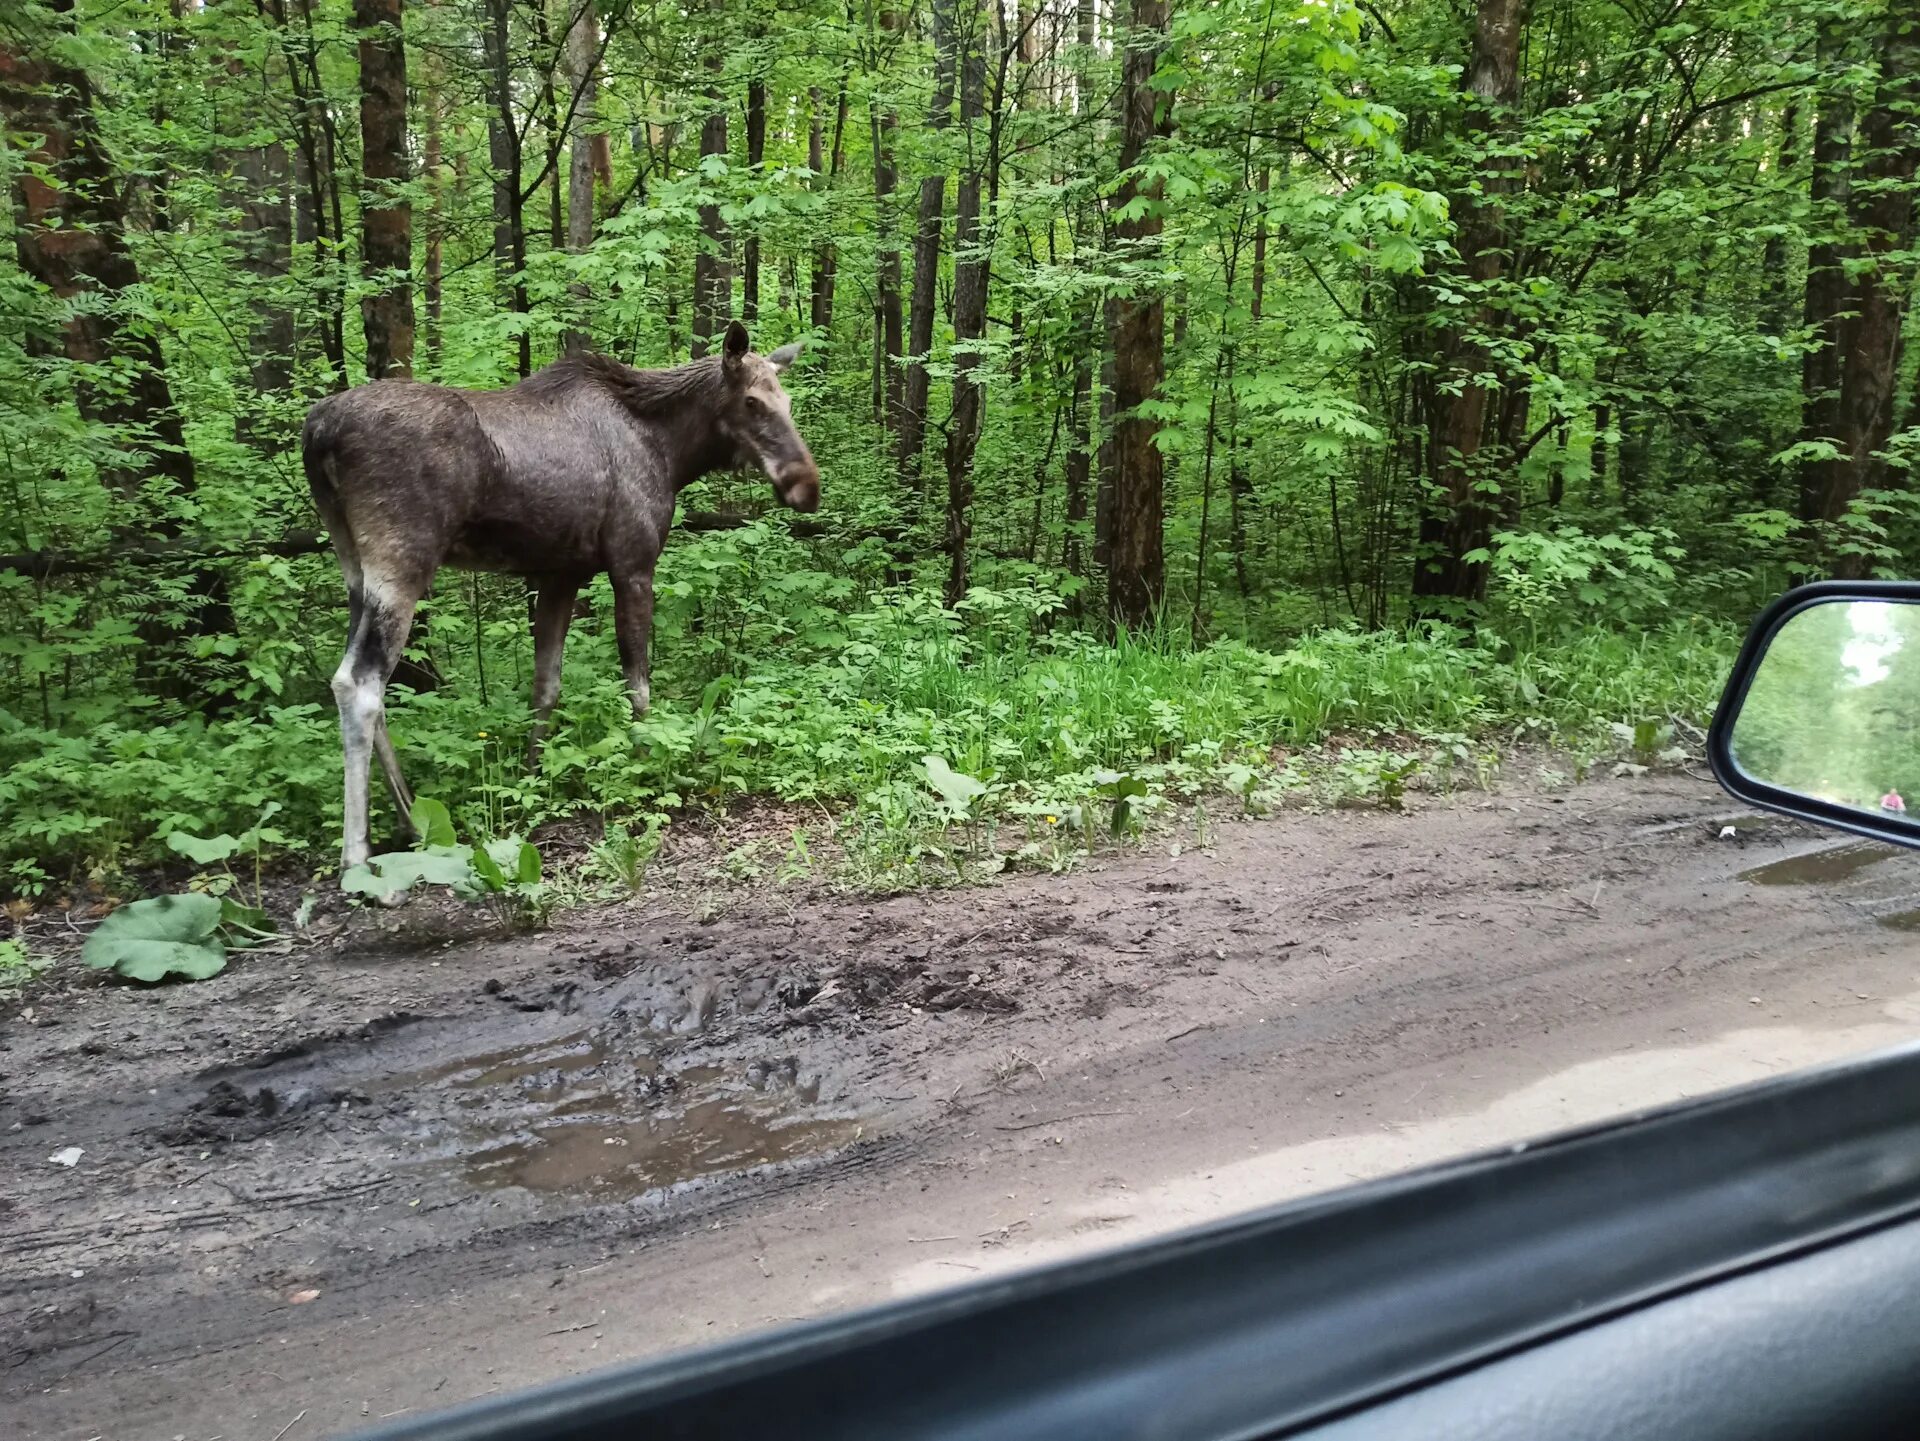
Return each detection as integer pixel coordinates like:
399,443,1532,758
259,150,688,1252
9,772,1920,1441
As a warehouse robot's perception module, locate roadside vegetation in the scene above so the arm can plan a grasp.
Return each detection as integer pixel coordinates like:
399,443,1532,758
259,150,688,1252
4,0,1912,941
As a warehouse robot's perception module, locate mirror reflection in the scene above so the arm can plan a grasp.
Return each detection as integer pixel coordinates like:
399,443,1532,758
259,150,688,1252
1729,600,1920,821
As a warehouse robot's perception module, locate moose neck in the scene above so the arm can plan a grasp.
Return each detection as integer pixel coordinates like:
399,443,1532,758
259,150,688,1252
652,408,738,493
576,352,739,493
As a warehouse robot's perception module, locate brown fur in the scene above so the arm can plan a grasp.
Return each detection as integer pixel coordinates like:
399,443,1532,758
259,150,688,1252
304,322,816,869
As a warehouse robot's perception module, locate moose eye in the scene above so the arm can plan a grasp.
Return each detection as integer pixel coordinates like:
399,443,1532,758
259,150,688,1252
744,394,764,411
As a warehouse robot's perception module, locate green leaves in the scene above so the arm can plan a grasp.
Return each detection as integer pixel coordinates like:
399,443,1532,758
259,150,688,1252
472,837,542,890
922,755,988,820
167,830,242,865
1093,769,1150,837
409,797,457,848
83,894,228,983
341,847,474,903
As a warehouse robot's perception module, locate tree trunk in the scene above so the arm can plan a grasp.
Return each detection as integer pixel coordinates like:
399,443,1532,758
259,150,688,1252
1800,20,1855,525
276,0,348,385
218,2,295,446
872,4,906,431
1065,311,1095,579
535,3,563,252
1106,0,1173,632
942,14,988,608
808,78,850,343
487,0,530,376
355,0,415,379
1817,9,1920,574
1228,153,1269,599
1763,101,1800,337
743,73,766,322
901,0,957,491
1409,0,1529,619
559,0,601,354
423,42,445,366
3,13,196,515
808,86,831,335
692,0,731,359
1590,400,1611,501
2,2,233,687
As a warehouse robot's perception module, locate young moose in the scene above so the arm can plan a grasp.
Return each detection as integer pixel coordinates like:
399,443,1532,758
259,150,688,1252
303,321,818,870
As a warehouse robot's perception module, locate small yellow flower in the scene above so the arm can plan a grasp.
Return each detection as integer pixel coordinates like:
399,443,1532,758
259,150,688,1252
1045,814,1058,825
476,730,489,739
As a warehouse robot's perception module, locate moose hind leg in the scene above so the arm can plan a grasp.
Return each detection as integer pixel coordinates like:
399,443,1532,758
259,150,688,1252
331,580,423,871
611,571,656,719
374,719,415,827
526,581,580,768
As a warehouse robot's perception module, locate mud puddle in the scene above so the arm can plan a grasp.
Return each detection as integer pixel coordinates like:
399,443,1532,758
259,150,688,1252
1739,841,1903,886
391,1031,866,1200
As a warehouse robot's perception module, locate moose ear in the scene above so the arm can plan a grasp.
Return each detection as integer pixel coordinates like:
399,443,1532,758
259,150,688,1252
723,320,750,369
766,341,802,374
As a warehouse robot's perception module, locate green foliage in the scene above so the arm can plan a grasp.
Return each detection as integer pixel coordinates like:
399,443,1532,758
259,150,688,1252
341,847,476,903
1,579,1738,892
1093,769,1150,838
587,814,669,895
409,798,457,849
339,798,550,927
2,0,1898,901
0,936,44,993
921,755,989,821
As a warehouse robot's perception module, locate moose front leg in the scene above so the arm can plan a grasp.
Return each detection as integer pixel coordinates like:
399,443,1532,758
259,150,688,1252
526,580,580,768
611,570,656,719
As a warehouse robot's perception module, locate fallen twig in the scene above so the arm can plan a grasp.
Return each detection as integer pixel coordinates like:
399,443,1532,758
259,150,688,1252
268,1409,307,1441
48,1332,133,1385
994,1110,1128,1132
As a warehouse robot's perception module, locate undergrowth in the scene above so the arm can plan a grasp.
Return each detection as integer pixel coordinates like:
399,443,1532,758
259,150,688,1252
0,569,1735,900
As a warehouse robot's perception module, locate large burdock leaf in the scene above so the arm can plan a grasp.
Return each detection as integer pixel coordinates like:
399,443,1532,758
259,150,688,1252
341,847,476,902
922,755,987,820
409,797,457,849
83,894,228,983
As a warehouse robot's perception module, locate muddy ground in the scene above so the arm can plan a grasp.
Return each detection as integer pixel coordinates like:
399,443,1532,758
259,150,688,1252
9,771,1920,1441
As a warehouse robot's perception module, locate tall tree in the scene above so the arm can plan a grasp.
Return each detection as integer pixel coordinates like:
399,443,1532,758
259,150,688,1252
486,0,530,376
808,76,850,343
942,0,989,606
1409,0,1529,617
423,29,446,364
871,4,906,430
560,0,602,354
1106,0,1173,631
743,68,767,322
217,0,295,444
355,0,416,378
2,1,199,515
901,0,957,492
2,0,234,694
692,0,731,358
275,0,348,385
1813,7,1920,571
1800,19,1855,527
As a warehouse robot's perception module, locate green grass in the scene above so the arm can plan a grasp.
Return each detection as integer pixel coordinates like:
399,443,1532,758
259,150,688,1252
0,580,1738,899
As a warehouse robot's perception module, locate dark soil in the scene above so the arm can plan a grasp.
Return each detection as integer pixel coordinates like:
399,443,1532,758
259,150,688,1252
8,771,1920,1441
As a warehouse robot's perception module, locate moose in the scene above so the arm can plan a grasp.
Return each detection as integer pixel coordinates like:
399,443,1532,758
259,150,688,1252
302,321,818,871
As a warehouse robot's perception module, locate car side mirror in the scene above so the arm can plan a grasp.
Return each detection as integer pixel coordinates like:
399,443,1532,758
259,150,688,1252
1710,580,1920,850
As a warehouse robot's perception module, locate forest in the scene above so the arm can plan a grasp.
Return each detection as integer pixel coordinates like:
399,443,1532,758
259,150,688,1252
1,0,1916,901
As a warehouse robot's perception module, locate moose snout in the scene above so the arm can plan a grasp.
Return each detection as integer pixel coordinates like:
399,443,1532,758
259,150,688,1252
777,461,820,513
